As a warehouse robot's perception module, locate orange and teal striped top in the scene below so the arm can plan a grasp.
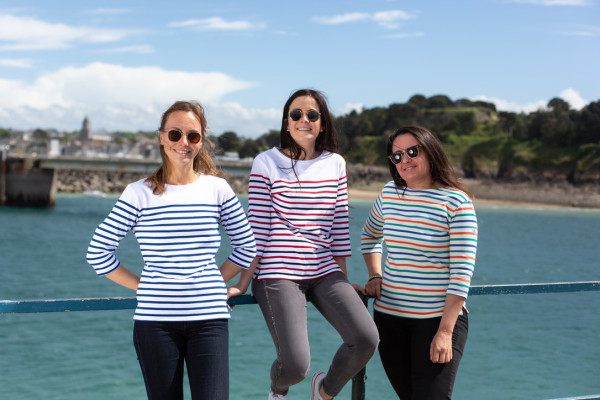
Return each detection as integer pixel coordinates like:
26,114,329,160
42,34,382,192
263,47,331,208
361,181,478,319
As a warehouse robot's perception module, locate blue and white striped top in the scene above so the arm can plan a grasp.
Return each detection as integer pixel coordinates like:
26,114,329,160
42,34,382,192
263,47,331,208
86,175,256,321
361,182,478,319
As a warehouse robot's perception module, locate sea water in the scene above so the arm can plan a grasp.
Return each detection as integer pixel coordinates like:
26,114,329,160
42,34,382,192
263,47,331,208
1,194,599,400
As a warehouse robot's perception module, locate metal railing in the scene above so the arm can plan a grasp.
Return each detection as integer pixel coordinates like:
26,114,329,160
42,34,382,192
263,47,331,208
2,281,599,400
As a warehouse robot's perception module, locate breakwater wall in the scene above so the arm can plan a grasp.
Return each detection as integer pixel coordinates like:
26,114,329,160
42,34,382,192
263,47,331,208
1,153,57,207
55,163,391,196
5,154,599,209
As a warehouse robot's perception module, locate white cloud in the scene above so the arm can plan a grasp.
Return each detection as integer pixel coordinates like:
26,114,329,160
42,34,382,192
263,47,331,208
0,62,279,137
85,8,130,15
311,10,415,29
96,45,155,54
372,10,416,29
559,88,587,110
335,103,364,116
205,102,280,137
506,0,591,5
0,13,133,50
0,58,32,68
312,12,370,25
169,17,265,31
383,32,424,39
472,95,548,113
560,25,600,36
472,88,588,113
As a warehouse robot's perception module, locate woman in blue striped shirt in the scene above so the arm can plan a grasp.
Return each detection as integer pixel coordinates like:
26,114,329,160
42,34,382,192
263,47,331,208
361,126,478,399
86,101,256,400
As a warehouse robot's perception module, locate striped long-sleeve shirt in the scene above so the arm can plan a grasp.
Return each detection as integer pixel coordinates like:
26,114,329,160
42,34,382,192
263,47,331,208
361,181,478,319
86,175,256,321
248,148,351,280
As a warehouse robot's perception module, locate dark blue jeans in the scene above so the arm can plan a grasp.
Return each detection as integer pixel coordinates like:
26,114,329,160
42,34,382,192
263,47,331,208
133,319,229,400
375,310,468,400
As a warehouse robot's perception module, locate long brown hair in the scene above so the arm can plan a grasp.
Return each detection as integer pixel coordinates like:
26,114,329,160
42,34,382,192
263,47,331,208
386,126,469,195
280,89,339,156
146,101,222,195
279,89,340,180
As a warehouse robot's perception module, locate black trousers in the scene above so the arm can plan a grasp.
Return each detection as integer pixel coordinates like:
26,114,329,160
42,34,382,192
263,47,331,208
374,310,468,400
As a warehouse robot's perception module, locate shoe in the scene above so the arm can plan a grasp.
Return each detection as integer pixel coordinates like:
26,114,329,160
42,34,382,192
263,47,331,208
268,389,286,400
311,371,326,400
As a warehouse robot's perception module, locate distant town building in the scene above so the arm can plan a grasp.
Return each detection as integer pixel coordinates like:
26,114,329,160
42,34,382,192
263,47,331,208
80,117,91,142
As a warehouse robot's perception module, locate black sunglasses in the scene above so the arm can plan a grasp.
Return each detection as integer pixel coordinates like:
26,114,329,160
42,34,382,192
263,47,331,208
166,129,201,144
289,109,320,122
388,145,421,164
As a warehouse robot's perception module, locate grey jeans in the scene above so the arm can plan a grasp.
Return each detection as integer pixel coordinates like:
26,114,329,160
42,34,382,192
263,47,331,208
251,272,379,397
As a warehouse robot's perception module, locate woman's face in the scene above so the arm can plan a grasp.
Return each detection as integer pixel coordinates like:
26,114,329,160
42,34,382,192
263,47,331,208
392,133,433,189
286,95,322,151
159,110,203,169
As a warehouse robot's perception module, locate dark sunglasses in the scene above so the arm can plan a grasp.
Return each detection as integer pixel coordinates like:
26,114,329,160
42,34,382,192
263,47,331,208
388,145,421,164
289,109,320,122
166,129,201,144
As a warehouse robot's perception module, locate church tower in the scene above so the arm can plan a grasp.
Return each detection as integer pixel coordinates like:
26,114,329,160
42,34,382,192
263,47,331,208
80,117,91,142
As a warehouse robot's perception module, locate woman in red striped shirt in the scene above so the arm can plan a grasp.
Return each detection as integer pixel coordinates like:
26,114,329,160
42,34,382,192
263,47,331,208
229,89,378,400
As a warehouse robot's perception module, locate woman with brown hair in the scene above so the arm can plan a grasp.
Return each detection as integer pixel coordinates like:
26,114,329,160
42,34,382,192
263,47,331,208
362,126,478,399
229,89,379,400
86,100,256,399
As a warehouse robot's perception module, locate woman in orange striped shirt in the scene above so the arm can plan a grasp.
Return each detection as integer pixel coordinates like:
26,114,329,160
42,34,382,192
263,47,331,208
361,126,478,399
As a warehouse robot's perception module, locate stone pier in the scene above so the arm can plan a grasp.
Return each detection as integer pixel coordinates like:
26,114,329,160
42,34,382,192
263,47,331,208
1,154,57,207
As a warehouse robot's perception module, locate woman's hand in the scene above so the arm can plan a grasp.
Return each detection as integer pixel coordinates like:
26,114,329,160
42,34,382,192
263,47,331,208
226,285,244,300
365,276,382,298
430,329,453,364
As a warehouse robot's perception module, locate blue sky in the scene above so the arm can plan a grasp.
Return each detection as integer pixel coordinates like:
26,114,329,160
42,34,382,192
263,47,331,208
0,0,598,138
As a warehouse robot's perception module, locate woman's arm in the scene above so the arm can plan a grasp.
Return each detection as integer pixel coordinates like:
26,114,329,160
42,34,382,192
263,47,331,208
430,294,465,364
430,197,478,363
220,259,246,283
226,257,259,299
105,264,140,291
362,252,383,298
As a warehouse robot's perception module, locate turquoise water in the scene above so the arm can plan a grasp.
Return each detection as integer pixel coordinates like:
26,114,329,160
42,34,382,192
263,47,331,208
1,194,599,399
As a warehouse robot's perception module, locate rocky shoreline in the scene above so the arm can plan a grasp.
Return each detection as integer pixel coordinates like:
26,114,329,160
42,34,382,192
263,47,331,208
57,165,600,209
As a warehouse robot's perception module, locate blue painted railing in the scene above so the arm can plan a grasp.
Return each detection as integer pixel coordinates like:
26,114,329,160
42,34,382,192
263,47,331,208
2,281,599,400
2,281,599,314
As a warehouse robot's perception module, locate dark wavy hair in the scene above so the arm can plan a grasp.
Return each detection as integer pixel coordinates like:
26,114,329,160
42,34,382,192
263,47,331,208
280,89,340,159
146,100,222,195
386,126,469,195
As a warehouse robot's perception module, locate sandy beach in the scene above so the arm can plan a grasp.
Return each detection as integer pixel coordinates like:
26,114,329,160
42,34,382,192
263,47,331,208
349,180,600,210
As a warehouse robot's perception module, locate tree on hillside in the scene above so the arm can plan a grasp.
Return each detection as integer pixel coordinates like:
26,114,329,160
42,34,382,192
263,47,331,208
217,131,241,154
575,100,600,144
385,103,419,130
425,95,453,109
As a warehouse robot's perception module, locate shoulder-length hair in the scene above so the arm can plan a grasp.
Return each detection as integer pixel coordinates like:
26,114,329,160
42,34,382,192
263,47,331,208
146,100,222,195
280,89,340,159
386,126,469,195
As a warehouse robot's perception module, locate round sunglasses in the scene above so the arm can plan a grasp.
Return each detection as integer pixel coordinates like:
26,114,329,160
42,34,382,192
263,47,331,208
289,109,320,122
165,129,201,144
388,145,421,164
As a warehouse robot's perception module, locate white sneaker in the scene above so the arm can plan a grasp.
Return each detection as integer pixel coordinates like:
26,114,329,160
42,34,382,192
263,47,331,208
311,371,326,400
268,389,286,400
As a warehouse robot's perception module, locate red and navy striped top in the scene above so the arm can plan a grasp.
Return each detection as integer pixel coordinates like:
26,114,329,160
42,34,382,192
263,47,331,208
248,148,351,280
361,182,478,319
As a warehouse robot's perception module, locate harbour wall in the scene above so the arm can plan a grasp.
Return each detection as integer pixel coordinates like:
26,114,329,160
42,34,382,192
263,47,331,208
1,153,57,207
